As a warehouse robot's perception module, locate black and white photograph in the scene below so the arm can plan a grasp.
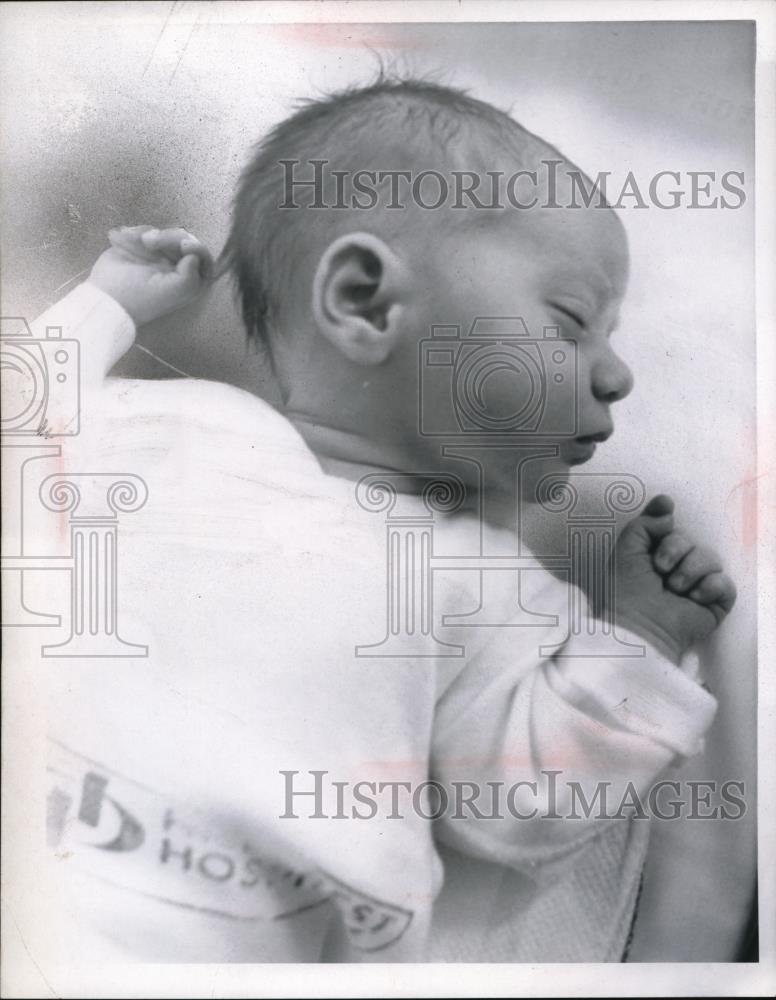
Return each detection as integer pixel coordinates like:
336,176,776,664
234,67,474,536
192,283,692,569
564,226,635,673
1,1,774,996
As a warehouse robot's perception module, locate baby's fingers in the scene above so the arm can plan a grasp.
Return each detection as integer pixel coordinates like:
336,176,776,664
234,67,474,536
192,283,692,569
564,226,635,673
616,494,674,558
174,252,207,289
666,545,723,593
141,227,190,255
181,237,214,281
688,572,737,620
142,228,213,278
109,225,159,261
653,531,693,575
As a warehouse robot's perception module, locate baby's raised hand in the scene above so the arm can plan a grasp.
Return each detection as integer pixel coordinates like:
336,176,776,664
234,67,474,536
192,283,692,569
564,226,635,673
608,494,736,664
88,225,217,326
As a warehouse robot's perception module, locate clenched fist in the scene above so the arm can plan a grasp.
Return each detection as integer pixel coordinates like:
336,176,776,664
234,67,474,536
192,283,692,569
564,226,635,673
609,494,736,664
88,225,218,326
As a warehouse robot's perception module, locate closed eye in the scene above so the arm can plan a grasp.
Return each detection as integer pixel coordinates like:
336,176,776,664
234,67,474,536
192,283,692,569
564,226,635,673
551,304,586,329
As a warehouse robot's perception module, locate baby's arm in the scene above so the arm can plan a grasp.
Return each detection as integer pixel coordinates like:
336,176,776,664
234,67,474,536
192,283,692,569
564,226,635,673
27,227,215,394
431,498,735,873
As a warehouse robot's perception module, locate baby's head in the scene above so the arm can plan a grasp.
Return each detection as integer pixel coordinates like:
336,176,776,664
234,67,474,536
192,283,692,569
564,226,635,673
224,77,634,498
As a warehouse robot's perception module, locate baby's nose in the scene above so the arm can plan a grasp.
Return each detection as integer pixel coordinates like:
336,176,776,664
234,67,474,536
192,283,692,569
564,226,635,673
591,349,634,404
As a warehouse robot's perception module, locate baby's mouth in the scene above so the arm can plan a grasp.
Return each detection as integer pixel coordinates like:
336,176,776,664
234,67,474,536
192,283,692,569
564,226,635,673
563,430,612,464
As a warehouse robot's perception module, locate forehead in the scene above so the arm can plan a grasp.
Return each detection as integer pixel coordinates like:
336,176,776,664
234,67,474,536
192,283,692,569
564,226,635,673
478,195,628,302
505,203,629,305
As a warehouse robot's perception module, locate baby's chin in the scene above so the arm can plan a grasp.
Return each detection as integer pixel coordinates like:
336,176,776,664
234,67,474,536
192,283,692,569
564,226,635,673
512,452,571,500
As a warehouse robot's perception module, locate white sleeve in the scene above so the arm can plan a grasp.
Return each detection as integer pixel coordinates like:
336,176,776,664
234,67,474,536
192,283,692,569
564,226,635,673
430,609,717,875
30,281,136,387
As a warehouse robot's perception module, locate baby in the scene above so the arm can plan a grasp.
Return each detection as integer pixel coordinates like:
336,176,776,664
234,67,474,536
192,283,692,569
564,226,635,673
38,79,735,963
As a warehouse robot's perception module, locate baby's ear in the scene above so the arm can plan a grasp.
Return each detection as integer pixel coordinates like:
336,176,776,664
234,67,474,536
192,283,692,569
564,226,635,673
312,232,409,364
